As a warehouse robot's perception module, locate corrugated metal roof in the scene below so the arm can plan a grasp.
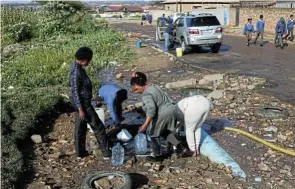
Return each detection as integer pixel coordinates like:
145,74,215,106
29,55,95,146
276,0,295,2
164,0,240,3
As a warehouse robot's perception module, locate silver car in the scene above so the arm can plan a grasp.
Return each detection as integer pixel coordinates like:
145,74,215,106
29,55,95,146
174,13,223,53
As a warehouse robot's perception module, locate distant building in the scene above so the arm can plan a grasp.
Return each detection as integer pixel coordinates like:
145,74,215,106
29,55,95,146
98,5,143,17
239,0,276,7
275,0,295,8
164,0,240,12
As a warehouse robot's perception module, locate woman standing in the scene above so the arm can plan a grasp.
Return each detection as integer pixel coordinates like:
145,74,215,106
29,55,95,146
69,46,109,159
130,72,186,161
176,95,212,156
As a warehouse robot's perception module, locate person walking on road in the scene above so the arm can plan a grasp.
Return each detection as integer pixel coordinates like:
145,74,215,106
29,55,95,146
147,13,153,25
130,72,187,162
275,17,287,44
69,46,110,159
176,95,212,156
92,85,128,130
254,15,265,46
164,19,175,52
287,15,294,42
159,14,167,27
243,18,255,46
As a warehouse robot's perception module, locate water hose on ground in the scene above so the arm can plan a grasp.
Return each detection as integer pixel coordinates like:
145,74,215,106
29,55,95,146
217,125,295,157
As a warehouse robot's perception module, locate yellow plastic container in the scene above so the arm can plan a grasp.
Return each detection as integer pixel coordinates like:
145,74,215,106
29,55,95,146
176,47,183,57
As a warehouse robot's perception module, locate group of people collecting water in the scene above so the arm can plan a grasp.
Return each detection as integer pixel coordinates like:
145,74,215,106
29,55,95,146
70,47,212,162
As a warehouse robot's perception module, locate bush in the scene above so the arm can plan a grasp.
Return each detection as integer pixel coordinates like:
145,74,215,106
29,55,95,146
1,91,63,189
1,6,37,44
1,29,133,92
1,2,134,188
7,22,33,42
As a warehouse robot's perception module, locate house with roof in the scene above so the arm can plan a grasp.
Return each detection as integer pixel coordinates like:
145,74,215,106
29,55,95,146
163,0,240,12
275,0,295,8
99,5,144,17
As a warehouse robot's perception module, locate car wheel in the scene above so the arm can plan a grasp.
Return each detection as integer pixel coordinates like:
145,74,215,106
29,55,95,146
191,45,202,53
211,43,221,53
181,38,189,53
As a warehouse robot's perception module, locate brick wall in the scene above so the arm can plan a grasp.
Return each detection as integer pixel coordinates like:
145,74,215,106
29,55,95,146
229,8,294,34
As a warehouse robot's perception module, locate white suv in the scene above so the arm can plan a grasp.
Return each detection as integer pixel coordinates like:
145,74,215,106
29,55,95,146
174,13,223,53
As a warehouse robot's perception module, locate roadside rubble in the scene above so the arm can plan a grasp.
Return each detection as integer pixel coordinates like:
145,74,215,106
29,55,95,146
27,38,295,189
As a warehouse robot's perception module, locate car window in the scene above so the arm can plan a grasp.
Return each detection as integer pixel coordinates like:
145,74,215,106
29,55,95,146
186,16,220,27
177,18,184,27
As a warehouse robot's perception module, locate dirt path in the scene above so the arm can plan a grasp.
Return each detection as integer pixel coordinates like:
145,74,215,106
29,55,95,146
27,37,295,189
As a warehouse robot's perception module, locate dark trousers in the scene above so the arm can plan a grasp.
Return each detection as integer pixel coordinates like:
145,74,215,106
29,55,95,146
287,28,294,41
113,89,127,122
74,100,108,157
150,131,181,156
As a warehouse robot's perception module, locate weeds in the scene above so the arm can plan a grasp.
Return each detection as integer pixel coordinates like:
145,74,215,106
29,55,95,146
1,2,133,188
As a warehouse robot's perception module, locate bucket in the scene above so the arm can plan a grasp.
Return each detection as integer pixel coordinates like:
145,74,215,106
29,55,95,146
176,47,183,57
136,40,142,48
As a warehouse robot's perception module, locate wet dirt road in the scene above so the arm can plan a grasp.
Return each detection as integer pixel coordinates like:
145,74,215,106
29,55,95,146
112,22,295,105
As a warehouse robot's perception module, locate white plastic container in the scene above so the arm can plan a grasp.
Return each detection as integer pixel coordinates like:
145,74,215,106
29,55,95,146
87,108,105,133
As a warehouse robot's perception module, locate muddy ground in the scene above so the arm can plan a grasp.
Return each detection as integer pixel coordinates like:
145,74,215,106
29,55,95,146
27,37,295,189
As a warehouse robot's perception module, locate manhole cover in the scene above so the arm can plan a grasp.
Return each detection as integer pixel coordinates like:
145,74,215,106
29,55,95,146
256,106,289,120
179,87,213,97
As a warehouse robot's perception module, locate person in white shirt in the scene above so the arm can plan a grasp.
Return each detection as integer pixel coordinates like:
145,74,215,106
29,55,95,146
176,95,212,156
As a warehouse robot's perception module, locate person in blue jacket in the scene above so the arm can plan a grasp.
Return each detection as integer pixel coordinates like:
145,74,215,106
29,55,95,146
274,17,287,44
93,85,128,128
287,15,294,42
164,19,175,52
254,15,265,46
243,18,255,46
159,14,167,27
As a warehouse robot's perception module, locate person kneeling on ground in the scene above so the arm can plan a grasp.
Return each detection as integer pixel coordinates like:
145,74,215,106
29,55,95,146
176,95,212,156
69,46,110,159
92,84,128,132
130,72,187,162
243,18,255,46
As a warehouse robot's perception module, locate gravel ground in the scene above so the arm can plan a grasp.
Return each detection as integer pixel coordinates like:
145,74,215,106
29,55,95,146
27,37,295,189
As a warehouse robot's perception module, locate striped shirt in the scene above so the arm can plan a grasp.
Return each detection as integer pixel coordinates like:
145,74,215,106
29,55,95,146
69,61,92,109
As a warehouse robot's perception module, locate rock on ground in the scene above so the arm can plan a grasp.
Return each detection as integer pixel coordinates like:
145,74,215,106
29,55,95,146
31,135,42,144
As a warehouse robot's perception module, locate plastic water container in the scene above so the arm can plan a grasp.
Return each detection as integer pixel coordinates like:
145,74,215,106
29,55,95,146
136,40,142,48
111,143,124,166
88,108,105,132
176,47,183,57
135,133,148,155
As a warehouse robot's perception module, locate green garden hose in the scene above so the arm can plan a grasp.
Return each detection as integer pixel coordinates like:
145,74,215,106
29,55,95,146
204,121,295,157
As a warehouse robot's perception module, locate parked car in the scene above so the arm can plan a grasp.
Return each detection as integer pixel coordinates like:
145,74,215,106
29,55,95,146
174,13,223,53
171,12,185,23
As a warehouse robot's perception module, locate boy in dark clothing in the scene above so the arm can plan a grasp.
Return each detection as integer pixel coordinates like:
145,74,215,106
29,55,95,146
69,46,110,159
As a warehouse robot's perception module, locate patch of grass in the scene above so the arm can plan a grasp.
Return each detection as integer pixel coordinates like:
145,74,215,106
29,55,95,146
2,29,133,92
1,2,134,189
